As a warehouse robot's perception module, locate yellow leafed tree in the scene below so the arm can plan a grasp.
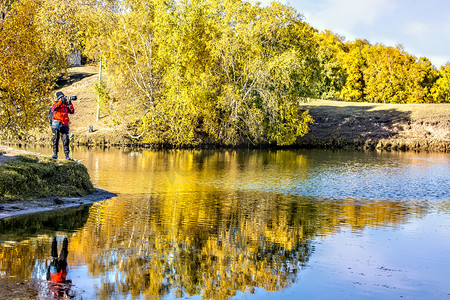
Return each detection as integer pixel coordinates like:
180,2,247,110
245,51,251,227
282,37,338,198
0,0,80,132
431,63,450,103
96,0,315,146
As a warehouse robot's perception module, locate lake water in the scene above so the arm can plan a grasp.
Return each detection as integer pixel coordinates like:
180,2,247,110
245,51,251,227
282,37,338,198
1,146,449,299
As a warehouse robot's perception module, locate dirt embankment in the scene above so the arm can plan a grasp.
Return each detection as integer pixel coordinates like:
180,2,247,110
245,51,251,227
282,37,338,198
2,66,449,151
298,100,450,152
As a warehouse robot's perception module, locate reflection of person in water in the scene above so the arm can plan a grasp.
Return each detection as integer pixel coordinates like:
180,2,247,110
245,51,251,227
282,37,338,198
47,237,72,297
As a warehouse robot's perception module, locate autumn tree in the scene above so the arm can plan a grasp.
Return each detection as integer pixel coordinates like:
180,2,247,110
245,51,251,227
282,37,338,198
334,42,439,103
0,0,12,21
313,30,346,100
338,39,370,102
0,0,81,132
96,0,314,146
362,44,436,103
431,63,450,103
2,0,446,139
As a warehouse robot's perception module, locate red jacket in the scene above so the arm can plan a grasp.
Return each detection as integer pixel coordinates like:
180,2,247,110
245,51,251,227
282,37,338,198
52,100,74,125
50,269,68,283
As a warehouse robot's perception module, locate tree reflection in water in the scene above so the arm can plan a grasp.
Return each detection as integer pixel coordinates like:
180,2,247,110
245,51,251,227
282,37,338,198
0,191,428,298
0,149,435,299
67,190,425,299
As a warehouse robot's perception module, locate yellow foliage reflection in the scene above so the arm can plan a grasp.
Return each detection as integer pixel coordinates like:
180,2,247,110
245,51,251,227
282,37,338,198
0,149,440,299
66,190,426,299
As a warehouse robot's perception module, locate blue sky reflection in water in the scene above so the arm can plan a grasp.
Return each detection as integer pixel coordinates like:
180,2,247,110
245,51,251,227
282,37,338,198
188,150,449,201
0,147,449,299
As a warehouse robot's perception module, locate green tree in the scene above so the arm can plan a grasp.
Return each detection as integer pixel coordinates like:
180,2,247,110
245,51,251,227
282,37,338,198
314,30,346,100
208,1,315,145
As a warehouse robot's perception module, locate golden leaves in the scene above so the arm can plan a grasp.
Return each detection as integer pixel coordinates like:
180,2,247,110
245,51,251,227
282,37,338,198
317,32,443,103
0,0,78,132
94,0,316,146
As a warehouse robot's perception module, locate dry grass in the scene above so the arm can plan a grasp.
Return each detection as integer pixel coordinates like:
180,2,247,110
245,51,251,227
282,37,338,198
299,99,450,151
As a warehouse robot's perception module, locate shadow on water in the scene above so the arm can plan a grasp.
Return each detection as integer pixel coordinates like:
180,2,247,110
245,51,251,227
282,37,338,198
0,204,92,241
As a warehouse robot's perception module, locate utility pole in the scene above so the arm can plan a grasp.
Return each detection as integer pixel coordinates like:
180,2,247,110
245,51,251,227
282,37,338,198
97,56,102,122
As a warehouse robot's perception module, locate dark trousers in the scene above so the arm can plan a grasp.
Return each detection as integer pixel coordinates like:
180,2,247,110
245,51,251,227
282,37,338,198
52,125,70,156
51,237,68,262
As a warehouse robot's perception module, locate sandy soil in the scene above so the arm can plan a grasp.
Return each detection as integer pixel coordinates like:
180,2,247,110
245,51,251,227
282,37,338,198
0,188,116,220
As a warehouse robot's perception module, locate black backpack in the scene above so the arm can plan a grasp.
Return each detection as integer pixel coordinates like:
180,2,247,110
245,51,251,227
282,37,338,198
48,105,53,125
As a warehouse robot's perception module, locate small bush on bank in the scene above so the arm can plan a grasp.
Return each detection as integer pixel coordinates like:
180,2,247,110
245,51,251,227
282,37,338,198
0,155,95,202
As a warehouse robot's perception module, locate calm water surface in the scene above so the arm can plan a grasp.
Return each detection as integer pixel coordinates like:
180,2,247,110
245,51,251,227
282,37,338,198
1,147,449,299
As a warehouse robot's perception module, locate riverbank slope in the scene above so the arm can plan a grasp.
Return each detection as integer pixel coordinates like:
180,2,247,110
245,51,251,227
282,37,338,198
298,99,450,151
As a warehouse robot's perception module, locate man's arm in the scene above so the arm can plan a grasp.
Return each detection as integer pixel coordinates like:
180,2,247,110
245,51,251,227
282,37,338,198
52,100,64,111
67,102,74,114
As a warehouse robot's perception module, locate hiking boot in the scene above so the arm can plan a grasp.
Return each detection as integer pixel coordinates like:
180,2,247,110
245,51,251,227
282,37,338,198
51,154,57,159
65,155,72,160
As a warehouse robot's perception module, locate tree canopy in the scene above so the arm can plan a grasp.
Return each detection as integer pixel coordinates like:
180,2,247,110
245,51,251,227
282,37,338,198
1,0,448,145
92,0,316,146
0,0,80,132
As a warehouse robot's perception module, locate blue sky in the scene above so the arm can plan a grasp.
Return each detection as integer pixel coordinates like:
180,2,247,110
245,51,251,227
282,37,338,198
258,0,450,68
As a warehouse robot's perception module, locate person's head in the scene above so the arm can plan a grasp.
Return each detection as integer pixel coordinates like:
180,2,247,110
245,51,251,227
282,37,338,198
56,91,65,102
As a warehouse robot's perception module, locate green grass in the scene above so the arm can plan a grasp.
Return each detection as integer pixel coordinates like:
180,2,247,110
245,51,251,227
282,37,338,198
0,155,95,202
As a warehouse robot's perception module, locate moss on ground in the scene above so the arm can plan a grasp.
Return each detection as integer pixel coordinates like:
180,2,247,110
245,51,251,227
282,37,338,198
0,155,95,202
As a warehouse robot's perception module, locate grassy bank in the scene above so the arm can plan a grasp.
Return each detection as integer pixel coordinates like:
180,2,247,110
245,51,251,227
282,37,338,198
2,66,449,151
0,148,95,202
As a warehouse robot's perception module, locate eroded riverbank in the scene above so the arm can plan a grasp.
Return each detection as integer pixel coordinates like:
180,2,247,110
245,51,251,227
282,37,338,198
298,99,450,152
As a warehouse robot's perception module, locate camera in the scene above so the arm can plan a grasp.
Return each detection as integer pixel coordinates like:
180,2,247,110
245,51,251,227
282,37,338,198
63,95,77,104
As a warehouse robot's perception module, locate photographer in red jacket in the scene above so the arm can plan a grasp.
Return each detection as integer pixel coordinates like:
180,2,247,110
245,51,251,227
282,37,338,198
47,237,72,297
50,92,75,160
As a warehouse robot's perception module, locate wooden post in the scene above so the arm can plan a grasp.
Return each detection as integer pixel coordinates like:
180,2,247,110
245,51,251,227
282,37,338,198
97,56,102,122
